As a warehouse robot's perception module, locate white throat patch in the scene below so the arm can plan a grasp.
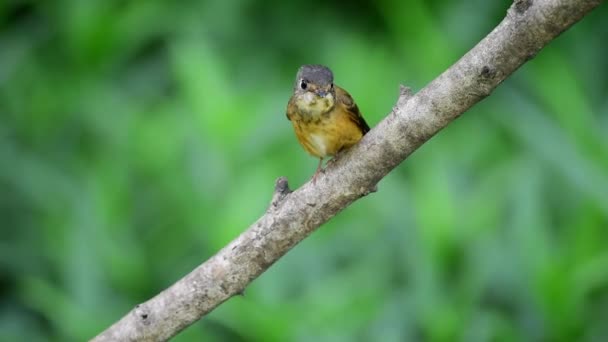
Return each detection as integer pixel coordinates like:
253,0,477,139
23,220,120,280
295,92,335,117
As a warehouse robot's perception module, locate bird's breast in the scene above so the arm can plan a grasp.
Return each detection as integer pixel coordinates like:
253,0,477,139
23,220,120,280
291,105,364,158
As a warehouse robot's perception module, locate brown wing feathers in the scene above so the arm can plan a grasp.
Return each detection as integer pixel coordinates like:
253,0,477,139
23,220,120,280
335,86,370,134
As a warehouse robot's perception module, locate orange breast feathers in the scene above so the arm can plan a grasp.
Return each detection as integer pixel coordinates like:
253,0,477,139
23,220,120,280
291,106,364,157
287,86,370,158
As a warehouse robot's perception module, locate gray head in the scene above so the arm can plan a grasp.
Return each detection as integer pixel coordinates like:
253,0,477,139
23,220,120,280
294,64,335,97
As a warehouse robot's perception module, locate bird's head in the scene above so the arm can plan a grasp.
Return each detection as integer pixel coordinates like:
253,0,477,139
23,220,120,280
292,64,336,116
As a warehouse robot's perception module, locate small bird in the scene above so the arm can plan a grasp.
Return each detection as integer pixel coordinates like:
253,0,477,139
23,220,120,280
286,65,370,182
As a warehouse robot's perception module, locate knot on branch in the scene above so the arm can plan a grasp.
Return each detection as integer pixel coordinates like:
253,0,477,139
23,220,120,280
134,304,152,326
513,0,533,14
361,184,378,196
398,85,414,106
392,85,414,115
479,65,497,79
270,177,291,208
472,65,498,98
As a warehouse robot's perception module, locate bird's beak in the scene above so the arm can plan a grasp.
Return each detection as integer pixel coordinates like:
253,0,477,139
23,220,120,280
316,90,327,97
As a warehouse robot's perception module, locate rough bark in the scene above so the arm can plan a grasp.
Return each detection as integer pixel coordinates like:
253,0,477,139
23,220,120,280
92,0,603,341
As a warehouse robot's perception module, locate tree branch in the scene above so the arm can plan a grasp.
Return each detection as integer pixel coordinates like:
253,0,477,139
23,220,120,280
92,0,602,340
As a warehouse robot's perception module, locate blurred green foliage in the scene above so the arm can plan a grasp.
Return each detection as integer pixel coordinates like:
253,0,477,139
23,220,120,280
1,0,607,341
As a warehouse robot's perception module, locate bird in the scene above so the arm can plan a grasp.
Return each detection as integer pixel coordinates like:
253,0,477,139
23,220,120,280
286,64,370,183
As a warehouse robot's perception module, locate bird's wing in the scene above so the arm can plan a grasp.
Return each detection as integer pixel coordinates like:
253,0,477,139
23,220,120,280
286,96,296,121
335,85,370,134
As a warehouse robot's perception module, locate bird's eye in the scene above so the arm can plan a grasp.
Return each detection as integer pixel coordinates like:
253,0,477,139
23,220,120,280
330,83,334,89
300,81,307,90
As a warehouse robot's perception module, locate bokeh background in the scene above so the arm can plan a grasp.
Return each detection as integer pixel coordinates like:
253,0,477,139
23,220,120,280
1,0,607,341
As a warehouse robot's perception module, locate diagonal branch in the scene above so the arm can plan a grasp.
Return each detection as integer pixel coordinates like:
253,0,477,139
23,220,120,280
92,0,602,340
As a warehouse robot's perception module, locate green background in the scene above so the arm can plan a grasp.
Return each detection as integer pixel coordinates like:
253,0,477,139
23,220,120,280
1,0,607,341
